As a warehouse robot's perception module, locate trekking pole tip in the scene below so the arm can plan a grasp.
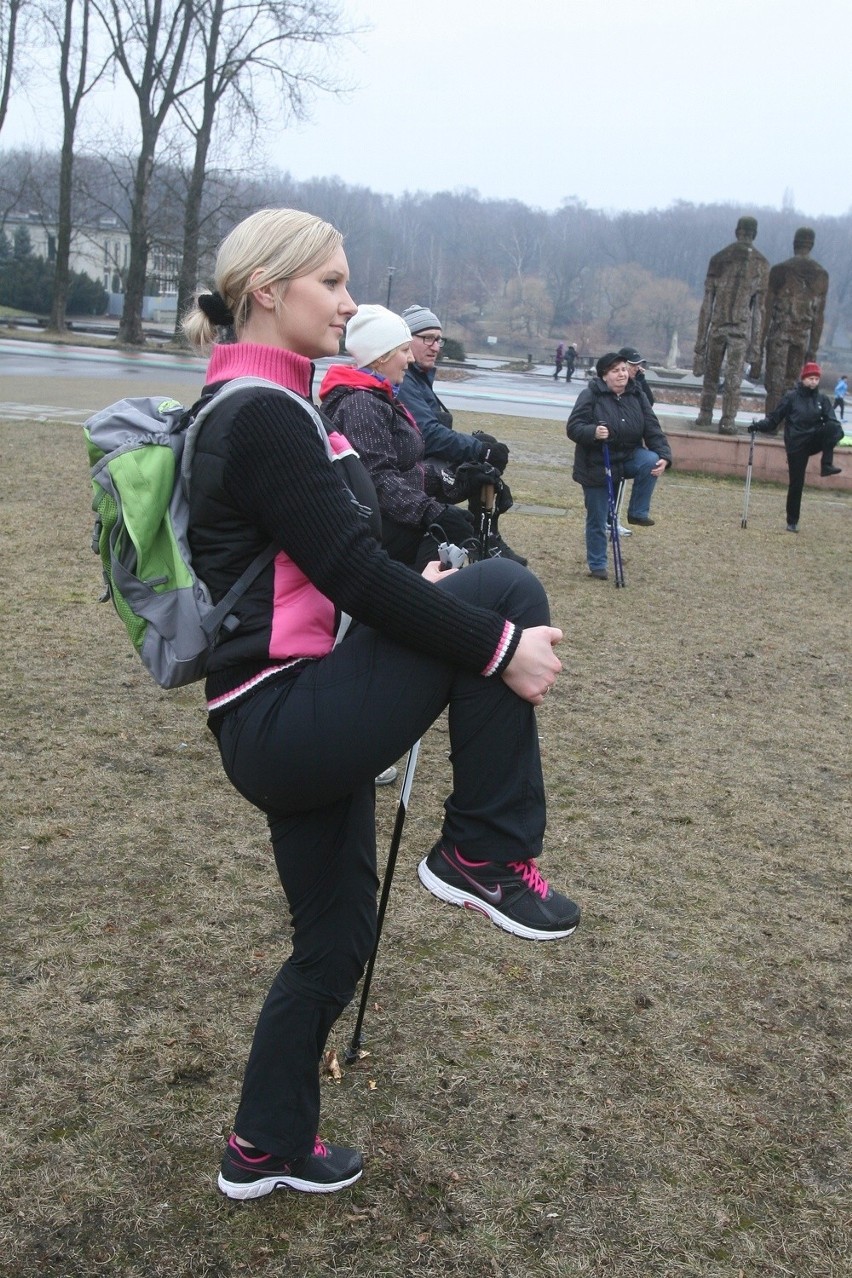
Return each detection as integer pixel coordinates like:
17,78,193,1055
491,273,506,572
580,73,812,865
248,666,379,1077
344,1039,361,1066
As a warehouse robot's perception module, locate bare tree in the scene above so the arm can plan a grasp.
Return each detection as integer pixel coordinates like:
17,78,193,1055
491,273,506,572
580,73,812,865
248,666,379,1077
39,0,110,331
494,201,544,288
542,200,600,329
0,146,35,231
91,0,197,344
170,0,348,335
0,0,27,136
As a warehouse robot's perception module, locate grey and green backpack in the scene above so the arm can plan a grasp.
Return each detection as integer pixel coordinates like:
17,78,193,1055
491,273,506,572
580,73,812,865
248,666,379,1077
84,376,335,688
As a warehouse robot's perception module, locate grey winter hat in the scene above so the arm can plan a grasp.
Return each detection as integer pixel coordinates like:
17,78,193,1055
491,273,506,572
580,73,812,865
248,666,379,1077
400,304,442,334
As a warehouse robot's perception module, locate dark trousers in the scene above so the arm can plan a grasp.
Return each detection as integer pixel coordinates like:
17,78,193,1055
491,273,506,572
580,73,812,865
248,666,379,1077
786,425,841,524
382,516,445,571
213,559,549,1159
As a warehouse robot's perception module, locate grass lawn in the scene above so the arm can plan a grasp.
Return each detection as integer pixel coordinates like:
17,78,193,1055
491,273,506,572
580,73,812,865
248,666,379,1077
1,412,849,1277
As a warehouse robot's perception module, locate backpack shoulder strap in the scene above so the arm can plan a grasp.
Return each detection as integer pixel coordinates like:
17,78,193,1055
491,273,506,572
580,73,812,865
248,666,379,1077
182,376,334,491
200,542,278,643
181,377,338,645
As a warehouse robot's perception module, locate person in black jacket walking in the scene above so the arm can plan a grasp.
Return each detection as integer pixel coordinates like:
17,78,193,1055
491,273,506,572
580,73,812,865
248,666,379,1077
751,361,843,531
567,352,672,579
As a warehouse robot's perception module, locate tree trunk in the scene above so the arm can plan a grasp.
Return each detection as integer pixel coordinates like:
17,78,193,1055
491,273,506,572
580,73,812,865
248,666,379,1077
119,145,154,345
48,134,75,333
174,122,212,340
0,0,22,135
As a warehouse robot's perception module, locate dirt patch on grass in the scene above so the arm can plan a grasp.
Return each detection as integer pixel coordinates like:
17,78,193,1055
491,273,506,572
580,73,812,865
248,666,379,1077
2,414,850,1277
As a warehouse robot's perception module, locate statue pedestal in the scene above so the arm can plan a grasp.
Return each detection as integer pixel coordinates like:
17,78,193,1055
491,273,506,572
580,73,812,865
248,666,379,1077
656,418,852,491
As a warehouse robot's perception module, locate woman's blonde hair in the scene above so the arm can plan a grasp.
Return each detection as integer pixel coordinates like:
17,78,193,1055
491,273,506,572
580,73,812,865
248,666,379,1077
181,208,343,352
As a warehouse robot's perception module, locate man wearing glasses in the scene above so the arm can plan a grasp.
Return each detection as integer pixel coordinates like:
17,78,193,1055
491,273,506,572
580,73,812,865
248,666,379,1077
398,305,526,563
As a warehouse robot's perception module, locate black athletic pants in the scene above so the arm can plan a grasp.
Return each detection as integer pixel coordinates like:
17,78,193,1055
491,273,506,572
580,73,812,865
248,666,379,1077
212,559,550,1159
786,423,842,524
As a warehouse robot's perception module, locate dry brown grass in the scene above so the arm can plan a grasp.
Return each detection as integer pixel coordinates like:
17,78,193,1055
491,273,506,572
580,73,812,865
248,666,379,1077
1,412,850,1277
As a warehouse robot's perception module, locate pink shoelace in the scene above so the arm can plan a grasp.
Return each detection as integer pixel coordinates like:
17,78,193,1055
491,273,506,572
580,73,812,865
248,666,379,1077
230,1133,328,1162
507,858,549,899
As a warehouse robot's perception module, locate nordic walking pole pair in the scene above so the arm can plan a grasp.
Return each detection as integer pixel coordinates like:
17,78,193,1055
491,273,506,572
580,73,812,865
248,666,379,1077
741,422,757,528
345,738,421,1065
602,442,626,587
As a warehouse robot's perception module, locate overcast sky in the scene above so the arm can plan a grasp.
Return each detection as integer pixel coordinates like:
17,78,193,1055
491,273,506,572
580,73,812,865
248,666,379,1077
3,0,849,218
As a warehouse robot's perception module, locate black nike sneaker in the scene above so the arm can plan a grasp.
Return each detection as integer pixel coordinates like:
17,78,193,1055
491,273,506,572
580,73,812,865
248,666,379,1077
218,1134,363,1199
417,840,580,940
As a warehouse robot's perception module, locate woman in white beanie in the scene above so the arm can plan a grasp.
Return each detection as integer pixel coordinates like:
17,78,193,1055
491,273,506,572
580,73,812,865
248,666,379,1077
319,304,476,568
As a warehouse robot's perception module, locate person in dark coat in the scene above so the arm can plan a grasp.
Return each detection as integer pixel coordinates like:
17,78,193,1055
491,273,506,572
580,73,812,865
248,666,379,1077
751,361,843,531
567,352,672,579
564,344,576,382
397,305,510,471
397,304,526,563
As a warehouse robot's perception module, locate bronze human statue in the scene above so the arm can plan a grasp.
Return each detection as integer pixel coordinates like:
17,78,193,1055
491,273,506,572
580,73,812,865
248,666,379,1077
692,217,769,434
752,227,829,413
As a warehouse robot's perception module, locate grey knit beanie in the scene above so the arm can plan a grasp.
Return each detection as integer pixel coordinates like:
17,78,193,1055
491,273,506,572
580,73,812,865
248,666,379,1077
400,304,442,334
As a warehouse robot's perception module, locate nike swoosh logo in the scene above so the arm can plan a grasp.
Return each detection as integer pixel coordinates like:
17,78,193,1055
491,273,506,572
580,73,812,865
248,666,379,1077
443,851,504,905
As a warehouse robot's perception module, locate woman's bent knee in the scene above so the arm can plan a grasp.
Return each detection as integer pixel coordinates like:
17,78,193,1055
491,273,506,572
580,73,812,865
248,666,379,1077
438,557,550,626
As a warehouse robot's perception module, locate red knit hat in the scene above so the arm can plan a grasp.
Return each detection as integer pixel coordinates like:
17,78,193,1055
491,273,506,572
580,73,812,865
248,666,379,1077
801,362,822,379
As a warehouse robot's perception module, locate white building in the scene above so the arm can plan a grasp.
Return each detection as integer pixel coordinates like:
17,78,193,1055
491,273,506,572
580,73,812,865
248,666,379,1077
3,212,180,294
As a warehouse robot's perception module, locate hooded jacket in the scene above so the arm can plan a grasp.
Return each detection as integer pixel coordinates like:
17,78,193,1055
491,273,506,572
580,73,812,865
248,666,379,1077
318,363,445,530
566,376,672,488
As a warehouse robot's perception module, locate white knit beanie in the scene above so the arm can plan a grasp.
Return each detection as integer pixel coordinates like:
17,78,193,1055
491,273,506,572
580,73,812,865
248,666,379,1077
345,305,411,368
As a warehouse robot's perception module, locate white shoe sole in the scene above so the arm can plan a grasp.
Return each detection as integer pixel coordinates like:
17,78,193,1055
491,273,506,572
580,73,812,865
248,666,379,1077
217,1166,362,1199
417,857,578,941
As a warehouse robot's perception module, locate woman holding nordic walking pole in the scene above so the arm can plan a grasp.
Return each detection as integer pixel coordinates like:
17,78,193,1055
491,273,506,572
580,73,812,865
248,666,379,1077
750,361,843,532
180,208,580,1202
567,352,671,581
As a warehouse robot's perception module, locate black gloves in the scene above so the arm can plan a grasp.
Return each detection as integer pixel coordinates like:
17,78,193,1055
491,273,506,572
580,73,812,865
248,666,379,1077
426,504,476,546
441,460,503,503
750,419,774,434
494,480,513,514
472,430,510,473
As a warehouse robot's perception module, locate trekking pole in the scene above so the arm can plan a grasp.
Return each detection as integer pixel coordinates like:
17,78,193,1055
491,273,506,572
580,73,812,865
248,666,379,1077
741,424,756,528
613,478,632,536
602,443,626,588
345,739,421,1065
478,482,496,559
